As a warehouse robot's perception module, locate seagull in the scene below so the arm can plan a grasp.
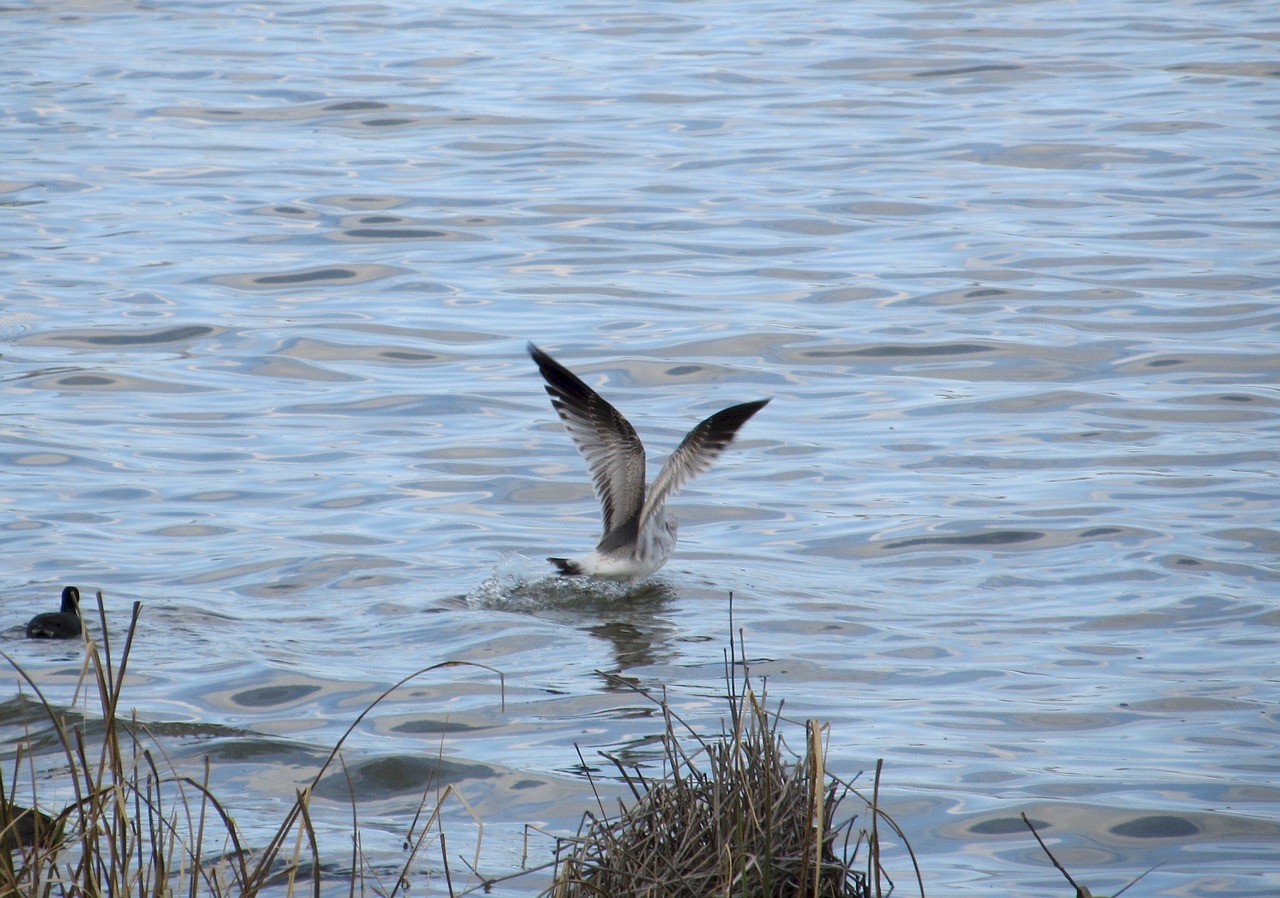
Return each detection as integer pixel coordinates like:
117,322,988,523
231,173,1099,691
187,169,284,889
26,585,83,639
528,343,769,581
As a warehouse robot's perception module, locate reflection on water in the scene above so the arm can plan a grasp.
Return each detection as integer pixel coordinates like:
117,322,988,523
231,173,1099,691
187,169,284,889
4,0,1279,894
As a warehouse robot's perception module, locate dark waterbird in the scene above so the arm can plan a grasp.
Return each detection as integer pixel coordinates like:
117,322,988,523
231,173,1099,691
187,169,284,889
25,586,82,639
0,800,62,852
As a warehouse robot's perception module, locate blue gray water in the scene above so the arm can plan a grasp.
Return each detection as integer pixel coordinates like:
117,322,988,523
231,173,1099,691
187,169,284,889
4,0,1278,894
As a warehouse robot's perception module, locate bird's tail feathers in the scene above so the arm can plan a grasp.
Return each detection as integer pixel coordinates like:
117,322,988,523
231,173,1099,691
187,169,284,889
548,557,583,576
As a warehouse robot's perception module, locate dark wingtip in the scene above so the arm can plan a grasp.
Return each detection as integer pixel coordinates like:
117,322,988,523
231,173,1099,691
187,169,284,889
717,397,771,429
548,557,583,576
527,342,560,380
527,343,598,407
527,342,555,368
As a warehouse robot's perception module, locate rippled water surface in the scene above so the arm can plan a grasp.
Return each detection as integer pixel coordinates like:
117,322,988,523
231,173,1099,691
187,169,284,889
4,0,1279,894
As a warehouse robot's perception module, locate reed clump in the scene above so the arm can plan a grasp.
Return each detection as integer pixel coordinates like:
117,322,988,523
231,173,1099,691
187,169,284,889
544,635,921,898
2,593,496,898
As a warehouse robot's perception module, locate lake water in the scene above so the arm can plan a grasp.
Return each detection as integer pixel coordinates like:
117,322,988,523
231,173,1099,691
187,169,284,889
3,0,1278,894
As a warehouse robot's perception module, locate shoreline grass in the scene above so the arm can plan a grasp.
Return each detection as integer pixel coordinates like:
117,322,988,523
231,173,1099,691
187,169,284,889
2,593,499,897
5,592,1143,898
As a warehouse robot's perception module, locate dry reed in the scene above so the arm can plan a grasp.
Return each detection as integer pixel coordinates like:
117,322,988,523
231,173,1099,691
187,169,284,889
544,630,922,898
2,592,499,897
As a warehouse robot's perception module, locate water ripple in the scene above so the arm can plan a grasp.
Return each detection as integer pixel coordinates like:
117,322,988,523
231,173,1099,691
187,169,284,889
4,0,1277,894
